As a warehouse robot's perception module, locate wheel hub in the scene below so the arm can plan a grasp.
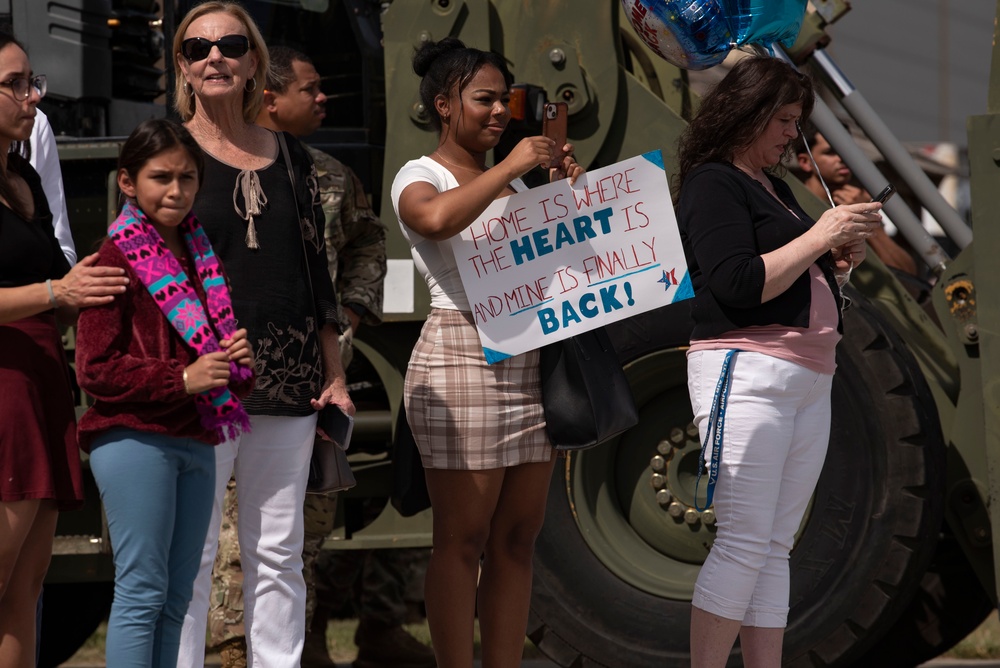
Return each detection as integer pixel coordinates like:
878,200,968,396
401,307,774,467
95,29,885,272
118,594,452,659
564,348,709,599
648,427,717,527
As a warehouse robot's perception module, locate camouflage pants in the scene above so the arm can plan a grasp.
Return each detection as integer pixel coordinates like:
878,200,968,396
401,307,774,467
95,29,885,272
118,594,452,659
302,491,339,625
208,477,337,648
313,495,426,626
208,485,427,647
208,477,244,647
314,544,428,627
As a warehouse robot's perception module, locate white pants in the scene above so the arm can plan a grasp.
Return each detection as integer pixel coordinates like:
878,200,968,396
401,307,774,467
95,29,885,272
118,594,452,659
687,350,832,628
177,413,317,668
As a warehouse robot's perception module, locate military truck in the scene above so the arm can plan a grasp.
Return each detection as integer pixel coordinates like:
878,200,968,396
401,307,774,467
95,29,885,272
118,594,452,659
27,0,999,666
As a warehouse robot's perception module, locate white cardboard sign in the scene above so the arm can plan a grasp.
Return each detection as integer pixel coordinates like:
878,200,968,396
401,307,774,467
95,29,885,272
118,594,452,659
451,150,693,363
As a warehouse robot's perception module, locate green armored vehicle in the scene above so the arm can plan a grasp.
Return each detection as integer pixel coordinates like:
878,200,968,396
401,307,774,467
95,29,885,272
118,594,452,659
27,0,999,665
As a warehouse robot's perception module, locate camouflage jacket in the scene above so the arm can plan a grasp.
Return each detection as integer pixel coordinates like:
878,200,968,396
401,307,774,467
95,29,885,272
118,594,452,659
306,144,387,331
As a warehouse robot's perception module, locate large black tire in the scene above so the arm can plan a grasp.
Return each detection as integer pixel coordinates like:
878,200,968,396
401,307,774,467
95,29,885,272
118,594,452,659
38,581,113,668
528,292,946,667
859,528,994,667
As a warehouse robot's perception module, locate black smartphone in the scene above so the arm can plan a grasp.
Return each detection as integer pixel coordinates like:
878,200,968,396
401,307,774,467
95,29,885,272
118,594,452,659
542,101,568,168
317,404,354,450
871,184,896,204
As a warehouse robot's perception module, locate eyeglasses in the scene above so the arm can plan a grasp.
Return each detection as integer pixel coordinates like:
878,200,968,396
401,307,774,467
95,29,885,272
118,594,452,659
0,75,46,101
181,35,250,62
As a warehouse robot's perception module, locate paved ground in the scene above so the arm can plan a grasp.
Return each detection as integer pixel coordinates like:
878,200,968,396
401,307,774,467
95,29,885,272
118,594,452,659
80,640,1000,666
59,659,1000,667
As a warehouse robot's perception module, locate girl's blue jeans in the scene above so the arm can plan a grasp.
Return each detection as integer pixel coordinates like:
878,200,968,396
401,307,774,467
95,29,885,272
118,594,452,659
89,428,216,668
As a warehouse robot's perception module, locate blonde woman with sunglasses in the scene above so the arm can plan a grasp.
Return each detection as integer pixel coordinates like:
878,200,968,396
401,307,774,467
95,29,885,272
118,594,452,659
170,4,354,667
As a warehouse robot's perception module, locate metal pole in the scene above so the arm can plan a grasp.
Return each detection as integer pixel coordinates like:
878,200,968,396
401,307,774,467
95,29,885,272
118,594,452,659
808,96,951,274
810,48,972,249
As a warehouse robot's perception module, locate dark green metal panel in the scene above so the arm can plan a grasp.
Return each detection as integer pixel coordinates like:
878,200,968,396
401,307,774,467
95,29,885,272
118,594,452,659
962,109,1000,600
379,0,491,323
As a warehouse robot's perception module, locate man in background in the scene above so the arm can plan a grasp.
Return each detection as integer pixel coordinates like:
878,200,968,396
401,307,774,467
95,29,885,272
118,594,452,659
796,122,918,277
29,106,74,668
30,109,75,264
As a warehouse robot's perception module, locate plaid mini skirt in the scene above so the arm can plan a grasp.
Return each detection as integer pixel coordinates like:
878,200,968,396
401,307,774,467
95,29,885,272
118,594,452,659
404,309,553,470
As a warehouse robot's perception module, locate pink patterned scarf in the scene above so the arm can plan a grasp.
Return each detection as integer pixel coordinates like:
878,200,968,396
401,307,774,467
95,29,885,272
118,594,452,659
109,200,252,441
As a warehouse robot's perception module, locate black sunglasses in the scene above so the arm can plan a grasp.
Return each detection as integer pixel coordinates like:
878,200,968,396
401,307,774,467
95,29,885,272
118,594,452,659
181,34,250,62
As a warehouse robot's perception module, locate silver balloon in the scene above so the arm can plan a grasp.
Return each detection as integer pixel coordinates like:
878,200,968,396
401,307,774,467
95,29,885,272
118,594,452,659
621,0,733,70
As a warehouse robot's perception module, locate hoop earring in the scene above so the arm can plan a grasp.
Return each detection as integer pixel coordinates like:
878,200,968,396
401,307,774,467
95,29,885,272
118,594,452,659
245,77,257,93
183,81,193,96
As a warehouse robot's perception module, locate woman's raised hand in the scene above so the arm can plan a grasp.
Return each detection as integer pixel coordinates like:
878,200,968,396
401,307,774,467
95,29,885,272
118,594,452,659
550,142,584,185
53,253,129,307
183,351,232,395
810,202,883,250
500,136,557,178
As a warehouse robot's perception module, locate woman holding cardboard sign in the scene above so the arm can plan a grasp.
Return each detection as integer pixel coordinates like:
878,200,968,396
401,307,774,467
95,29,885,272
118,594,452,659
675,56,882,667
390,37,581,668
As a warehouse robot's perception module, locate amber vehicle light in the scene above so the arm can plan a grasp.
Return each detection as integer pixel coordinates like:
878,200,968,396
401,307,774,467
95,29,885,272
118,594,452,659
509,86,526,121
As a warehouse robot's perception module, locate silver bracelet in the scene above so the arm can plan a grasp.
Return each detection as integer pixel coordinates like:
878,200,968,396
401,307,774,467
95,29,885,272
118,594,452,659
45,279,57,307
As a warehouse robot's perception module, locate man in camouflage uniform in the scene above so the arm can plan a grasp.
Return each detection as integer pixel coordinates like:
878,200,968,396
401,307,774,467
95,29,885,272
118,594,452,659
206,46,430,668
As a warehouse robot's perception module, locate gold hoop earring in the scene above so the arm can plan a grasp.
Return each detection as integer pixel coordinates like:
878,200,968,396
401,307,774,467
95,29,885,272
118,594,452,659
245,77,257,93
183,81,193,96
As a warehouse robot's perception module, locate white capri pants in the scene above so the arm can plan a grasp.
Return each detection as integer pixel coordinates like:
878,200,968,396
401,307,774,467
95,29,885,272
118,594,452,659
177,413,317,668
687,349,833,628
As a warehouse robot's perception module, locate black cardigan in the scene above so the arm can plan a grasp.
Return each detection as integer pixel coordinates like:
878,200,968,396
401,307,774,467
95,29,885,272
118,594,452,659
677,162,843,341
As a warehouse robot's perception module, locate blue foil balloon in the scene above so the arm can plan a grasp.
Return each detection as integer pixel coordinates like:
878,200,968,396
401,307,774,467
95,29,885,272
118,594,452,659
622,0,807,71
727,0,806,47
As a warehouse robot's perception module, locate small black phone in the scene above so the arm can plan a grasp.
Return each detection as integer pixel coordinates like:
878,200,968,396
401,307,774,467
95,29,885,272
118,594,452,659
542,101,568,168
317,404,354,450
871,184,896,205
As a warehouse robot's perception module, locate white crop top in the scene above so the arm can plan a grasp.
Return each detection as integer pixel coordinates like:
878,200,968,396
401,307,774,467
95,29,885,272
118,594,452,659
390,156,527,310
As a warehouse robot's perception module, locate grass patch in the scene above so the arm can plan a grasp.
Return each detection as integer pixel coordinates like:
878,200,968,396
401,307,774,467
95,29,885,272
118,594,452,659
317,619,543,661
943,614,1000,659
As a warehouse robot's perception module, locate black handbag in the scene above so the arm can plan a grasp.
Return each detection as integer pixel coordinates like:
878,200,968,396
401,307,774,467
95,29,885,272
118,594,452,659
307,431,357,494
539,326,639,450
390,404,432,517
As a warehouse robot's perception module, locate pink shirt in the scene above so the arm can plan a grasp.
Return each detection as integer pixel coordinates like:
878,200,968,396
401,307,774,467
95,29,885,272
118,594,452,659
688,264,840,375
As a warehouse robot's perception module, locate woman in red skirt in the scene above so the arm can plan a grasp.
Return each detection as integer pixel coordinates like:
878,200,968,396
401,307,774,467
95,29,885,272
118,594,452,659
0,31,130,666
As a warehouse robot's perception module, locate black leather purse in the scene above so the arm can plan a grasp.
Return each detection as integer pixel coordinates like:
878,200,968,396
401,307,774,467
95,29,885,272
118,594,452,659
390,405,431,517
539,327,638,450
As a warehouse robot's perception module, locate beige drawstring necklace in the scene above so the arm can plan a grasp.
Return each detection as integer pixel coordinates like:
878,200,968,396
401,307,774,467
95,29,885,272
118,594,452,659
234,168,267,249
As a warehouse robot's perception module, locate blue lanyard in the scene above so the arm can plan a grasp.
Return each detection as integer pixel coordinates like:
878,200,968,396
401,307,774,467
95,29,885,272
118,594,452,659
694,349,739,512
